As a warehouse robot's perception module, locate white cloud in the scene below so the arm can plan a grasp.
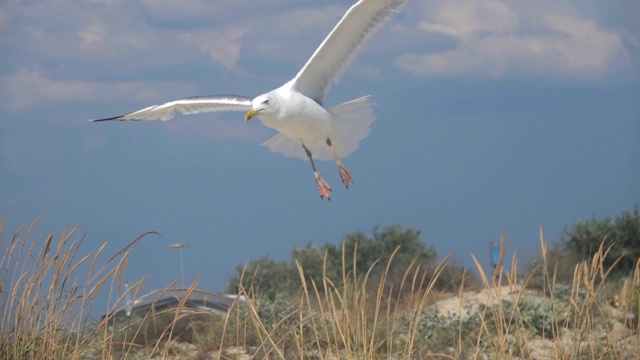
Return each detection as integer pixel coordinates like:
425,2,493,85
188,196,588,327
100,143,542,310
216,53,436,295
6,68,95,109
140,0,299,21
79,23,106,48
432,0,518,39
395,0,634,79
243,5,347,65
4,0,637,120
542,13,629,74
2,67,266,142
3,68,194,110
181,28,246,70
1,0,371,81
140,0,228,20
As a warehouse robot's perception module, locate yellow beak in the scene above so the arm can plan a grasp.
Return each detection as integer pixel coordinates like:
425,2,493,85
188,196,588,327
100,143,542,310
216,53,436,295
245,108,260,121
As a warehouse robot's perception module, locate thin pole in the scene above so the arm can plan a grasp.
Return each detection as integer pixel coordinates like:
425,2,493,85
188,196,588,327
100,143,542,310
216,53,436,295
179,247,185,288
169,243,188,288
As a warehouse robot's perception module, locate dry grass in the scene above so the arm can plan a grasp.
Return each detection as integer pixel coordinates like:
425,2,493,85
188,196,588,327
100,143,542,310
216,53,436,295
0,215,158,359
1,216,638,359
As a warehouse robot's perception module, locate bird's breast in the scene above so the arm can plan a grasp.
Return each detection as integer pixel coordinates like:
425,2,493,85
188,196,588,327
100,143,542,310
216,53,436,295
259,95,332,141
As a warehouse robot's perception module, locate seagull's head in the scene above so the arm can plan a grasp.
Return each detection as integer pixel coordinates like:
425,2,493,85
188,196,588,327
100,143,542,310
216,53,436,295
245,94,274,121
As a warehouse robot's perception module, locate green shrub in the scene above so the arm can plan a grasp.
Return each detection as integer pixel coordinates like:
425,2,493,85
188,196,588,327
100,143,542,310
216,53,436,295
561,206,640,278
226,225,443,299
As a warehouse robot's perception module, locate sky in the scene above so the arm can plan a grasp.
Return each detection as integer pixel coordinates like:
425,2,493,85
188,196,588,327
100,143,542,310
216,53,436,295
1,0,639,310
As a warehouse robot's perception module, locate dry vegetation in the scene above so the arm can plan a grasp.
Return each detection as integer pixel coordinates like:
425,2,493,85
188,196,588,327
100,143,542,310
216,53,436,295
1,216,638,359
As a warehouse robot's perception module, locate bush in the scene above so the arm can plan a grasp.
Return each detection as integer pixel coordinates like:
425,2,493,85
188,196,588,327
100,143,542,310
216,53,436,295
561,206,640,278
226,225,444,299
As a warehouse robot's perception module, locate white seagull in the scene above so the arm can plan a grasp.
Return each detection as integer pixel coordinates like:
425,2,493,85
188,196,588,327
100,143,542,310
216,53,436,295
92,0,407,200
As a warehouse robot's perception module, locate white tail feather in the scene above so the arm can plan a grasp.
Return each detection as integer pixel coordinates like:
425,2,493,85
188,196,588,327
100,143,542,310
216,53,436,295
261,96,375,161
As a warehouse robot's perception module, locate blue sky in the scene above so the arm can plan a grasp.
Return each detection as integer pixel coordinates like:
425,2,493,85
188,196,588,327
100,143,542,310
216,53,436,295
1,0,639,303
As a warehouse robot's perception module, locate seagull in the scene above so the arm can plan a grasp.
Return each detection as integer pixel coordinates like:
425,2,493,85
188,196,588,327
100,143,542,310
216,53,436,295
91,0,407,200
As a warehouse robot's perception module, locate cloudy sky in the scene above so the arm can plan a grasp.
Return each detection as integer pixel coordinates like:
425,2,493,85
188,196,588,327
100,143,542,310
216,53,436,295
1,0,638,303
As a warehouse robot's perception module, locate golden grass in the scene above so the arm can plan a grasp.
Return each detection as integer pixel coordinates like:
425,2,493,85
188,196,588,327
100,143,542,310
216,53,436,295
1,216,638,359
0,215,158,359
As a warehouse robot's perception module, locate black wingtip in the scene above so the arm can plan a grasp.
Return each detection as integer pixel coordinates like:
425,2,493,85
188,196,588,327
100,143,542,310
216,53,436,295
89,116,124,122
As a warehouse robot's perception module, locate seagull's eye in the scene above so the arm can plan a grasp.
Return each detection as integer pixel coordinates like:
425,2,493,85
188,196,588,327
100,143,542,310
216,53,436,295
261,99,270,105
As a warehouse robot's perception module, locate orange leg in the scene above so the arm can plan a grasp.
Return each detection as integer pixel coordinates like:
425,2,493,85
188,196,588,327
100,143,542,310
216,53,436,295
303,144,332,200
326,138,353,188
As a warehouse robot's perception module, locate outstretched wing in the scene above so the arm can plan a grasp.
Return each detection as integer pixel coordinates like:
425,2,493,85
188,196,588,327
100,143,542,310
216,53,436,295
90,95,252,122
290,0,407,104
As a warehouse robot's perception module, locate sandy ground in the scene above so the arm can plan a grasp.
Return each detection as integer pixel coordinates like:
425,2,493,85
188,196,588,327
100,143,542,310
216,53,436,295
428,285,639,359
145,285,640,359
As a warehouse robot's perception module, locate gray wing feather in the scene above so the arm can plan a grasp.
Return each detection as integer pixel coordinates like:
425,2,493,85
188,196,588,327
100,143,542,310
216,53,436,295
90,95,252,121
291,0,407,104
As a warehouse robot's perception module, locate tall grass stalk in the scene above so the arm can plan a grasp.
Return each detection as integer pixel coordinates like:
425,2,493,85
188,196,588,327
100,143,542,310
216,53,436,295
2,216,638,359
0,215,153,359
465,227,639,359
220,239,449,359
